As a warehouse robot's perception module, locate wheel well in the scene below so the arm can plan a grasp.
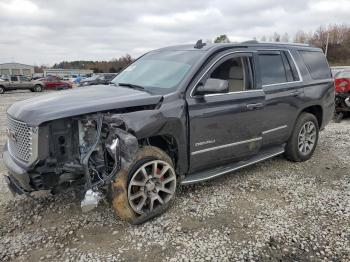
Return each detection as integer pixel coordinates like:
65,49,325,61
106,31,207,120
302,105,323,127
141,135,178,168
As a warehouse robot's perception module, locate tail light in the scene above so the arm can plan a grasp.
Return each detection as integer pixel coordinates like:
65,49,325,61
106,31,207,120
335,78,350,93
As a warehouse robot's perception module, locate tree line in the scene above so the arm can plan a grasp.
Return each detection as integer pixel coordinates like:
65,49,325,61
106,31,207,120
214,24,350,65
34,24,349,74
35,54,133,74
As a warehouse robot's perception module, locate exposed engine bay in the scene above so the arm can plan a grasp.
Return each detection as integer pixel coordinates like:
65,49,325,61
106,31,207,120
30,113,139,211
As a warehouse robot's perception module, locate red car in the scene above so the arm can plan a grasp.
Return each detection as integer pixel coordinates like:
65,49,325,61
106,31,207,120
37,76,72,90
334,70,350,121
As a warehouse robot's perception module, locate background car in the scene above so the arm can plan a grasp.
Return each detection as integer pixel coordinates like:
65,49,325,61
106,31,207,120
334,70,350,121
79,73,117,86
37,76,72,90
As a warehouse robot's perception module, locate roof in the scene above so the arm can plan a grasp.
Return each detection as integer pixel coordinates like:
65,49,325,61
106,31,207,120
0,62,34,67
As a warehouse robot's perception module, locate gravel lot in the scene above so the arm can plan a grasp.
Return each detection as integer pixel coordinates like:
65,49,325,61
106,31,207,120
0,90,349,261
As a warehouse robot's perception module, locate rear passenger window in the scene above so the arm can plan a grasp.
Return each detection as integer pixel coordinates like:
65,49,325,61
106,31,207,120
299,50,331,80
258,53,287,85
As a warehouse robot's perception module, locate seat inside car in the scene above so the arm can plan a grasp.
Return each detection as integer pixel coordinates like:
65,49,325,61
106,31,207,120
211,57,245,92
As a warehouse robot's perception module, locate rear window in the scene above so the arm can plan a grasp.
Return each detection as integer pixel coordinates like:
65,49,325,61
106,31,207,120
335,70,350,78
299,51,331,80
258,53,287,85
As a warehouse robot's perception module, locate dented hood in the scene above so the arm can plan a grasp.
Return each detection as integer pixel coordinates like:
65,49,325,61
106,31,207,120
7,85,163,126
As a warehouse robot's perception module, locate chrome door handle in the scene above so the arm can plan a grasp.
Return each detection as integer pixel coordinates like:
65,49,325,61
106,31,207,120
246,103,264,110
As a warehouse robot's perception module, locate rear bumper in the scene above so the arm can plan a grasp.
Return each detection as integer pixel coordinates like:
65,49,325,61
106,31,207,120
2,142,33,192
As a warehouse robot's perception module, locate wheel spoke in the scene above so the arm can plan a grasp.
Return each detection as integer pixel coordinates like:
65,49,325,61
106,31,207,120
129,191,145,201
159,187,173,195
136,196,147,211
152,162,158,176
162,176,176,185
130,180,146,187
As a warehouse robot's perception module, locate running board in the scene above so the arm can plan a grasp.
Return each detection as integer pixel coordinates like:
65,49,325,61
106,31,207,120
181,145,285,185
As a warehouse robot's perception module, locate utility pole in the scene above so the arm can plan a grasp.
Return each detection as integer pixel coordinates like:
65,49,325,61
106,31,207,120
325,32,330,57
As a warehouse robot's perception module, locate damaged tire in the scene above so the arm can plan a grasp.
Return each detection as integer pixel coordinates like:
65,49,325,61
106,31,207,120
109,146,177,224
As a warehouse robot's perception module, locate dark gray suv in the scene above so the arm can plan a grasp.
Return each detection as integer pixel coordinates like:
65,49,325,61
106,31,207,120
3,41,334,224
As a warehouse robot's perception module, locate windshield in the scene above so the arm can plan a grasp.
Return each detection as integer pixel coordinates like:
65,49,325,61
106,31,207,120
111,50,203,94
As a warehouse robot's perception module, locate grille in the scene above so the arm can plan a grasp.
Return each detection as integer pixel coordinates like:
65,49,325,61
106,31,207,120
7,116,33,162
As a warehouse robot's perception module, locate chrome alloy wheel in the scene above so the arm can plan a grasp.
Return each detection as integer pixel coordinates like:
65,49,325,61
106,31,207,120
298,121,316,155
128,160,176,215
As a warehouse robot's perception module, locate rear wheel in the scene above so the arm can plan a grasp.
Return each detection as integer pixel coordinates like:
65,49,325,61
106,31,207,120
0,86,4,94
285,113,319,162
109,146,177,224
33,85,42,92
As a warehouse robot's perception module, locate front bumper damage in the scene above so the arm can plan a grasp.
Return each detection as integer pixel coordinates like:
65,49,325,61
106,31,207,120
2,142,32,194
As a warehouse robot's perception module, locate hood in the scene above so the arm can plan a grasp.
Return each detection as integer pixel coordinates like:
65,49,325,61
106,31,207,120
7,85,163,126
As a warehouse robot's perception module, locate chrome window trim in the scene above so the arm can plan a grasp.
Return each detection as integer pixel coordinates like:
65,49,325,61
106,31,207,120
262,125,287,135
189,51,256,98
191,137,262,156
259,49,303,87
189,49,304,97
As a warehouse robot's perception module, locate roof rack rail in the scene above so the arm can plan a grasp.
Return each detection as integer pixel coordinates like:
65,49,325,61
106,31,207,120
241,40,309,47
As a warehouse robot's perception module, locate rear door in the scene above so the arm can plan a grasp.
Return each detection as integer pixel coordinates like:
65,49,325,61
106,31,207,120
187,52,267,173
257,50,305,145
9,76,19,90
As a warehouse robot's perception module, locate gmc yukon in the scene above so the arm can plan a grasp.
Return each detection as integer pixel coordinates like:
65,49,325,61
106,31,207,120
3,41,334,224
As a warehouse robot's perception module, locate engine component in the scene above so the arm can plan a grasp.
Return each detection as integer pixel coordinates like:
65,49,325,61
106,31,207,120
81,189,103,212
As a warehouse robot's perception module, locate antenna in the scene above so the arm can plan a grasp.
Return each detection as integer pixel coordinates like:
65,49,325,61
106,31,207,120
194,39,206,49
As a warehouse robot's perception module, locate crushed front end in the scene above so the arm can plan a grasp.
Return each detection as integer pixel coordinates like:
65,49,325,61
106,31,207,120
3,112,138,211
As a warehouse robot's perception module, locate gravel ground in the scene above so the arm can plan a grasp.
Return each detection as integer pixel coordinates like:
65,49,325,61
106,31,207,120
0,90,349,261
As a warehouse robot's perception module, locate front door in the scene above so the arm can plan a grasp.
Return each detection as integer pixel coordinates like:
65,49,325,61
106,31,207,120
187,52,267,173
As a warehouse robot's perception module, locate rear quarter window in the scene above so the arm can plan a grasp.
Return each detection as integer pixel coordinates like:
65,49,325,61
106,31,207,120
299,50,331,80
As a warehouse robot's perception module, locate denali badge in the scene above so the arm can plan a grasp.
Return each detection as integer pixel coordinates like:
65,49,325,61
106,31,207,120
195,139,216,147
6,128,17,142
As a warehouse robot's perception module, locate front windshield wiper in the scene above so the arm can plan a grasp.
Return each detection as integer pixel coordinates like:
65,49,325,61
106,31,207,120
117,82,145,90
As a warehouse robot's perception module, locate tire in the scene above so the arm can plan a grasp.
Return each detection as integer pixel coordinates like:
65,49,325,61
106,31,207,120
109,146,177,224
285,112,319,162
0,86,4,94
33,85,43,92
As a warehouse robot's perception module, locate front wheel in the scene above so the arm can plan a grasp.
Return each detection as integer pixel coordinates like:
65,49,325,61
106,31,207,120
109,146,177,224
0,86,4,94
285,112,319,162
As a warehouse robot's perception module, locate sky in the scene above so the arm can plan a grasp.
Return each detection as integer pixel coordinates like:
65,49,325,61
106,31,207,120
0,0,349,66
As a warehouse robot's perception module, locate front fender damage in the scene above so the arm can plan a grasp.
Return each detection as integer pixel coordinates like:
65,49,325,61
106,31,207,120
80,115,139,213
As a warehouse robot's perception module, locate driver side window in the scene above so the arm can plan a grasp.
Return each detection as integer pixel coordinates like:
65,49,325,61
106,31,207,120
210,56,251,92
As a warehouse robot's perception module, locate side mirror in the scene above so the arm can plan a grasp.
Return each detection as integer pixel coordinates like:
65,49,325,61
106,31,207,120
195,78,229,96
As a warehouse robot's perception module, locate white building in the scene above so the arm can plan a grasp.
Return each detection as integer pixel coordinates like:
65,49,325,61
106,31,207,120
0,63,34,77
43,68,93,78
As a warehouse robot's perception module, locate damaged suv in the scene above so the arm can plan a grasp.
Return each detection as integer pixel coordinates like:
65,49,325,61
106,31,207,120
3,41,334,224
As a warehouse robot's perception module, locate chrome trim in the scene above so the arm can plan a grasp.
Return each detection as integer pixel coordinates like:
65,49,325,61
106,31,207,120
182,148,285,184
189,49,304,97
190,51,257,98
191,137,262,156
262,125,287,135
6,115,39,165
204,89,263,97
